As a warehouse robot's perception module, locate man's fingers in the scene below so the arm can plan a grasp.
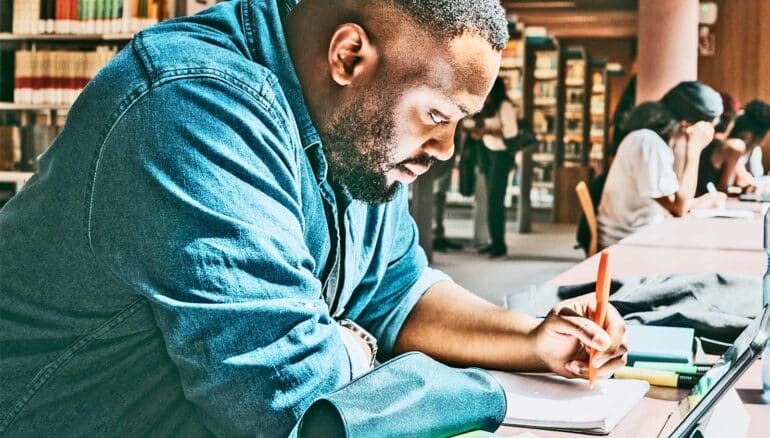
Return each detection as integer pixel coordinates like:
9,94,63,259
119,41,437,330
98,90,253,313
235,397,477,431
566,355,626,379
603,305,627,344
549,314,611,351
593,344,628,368
595,355,627,377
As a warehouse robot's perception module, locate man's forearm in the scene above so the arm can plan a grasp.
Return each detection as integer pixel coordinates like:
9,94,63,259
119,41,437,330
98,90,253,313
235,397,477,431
393,280,546,371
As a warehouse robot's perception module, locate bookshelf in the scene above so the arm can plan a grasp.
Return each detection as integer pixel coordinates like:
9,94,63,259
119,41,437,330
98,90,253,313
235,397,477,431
587,59,624,176
522,33,558,215
0,0,175,191
0,33,134,42
553,45,590,224
588,57,609,176
556,46,589,168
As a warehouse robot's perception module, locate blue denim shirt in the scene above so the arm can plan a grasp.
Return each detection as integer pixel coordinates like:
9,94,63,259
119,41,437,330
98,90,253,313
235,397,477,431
0,0,453,435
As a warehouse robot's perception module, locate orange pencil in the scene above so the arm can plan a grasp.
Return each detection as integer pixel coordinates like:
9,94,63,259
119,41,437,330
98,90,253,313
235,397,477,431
589,249,612,388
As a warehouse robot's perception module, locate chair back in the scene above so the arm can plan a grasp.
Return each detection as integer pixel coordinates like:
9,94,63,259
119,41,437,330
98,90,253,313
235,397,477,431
575,181,598,257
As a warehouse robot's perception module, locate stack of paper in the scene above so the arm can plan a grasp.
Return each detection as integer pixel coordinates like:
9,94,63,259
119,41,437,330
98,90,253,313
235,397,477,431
488,371,649,434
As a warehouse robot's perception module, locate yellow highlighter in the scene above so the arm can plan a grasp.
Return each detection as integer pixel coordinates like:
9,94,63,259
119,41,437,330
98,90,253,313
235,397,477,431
613,366,701,389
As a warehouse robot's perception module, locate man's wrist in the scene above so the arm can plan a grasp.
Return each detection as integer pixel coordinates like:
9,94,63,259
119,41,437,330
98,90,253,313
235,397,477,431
338,319,378,368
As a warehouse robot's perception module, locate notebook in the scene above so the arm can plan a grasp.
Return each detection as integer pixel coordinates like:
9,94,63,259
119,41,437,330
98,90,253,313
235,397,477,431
626,325,694,364
488,371,649,435
689,208,754,220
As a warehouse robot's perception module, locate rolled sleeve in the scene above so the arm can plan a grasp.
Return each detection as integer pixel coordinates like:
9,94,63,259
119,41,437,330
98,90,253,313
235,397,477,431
376,266,453,357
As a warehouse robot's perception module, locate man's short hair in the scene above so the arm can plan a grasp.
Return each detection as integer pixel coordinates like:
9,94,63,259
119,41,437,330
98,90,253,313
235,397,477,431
384,0,509,51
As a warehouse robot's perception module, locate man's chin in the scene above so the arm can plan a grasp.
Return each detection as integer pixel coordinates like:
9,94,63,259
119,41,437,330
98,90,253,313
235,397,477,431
347,181,401,205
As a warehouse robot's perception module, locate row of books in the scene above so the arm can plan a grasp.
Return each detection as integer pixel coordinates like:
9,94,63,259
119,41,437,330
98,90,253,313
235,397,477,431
8,0,161,34
14,47,117,105
0,112,65,172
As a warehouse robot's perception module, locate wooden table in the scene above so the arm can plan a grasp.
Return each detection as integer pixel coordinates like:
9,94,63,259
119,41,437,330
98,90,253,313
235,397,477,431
499,212,770,437
618,215,763,251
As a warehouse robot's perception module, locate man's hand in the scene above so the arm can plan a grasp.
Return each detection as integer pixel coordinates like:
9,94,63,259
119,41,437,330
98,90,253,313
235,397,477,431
531,293,627,379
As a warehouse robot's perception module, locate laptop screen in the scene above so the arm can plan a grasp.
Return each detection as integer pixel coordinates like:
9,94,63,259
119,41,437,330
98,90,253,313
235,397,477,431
663,305,769,437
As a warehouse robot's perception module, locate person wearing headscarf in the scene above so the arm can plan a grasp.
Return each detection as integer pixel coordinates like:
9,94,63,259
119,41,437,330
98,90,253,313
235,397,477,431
660,81,724,125
598,90,726,247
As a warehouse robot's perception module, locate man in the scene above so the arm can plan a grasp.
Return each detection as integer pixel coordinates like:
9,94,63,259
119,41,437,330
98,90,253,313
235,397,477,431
0,0,627,436
598,82,726,247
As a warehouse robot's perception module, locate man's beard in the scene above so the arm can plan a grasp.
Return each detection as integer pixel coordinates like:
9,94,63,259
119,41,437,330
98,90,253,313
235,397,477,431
320,93,401,205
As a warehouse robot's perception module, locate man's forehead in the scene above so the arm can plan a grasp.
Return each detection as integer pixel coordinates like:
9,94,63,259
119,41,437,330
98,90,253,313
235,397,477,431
418,37,500,113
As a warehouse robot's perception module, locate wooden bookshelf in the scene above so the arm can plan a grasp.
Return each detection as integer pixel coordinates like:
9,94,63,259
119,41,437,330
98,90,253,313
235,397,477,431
0,103,70,111
523,34,559,215
554,45,591,224
0,33,133,42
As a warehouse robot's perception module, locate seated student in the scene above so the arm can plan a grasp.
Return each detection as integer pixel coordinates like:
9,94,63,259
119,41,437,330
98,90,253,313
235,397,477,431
700,99,770,192
732,100,770,178
695,93,756,196
598,100,725,247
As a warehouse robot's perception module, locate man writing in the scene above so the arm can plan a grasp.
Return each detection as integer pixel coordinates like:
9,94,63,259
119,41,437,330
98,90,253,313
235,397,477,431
0,0,627,435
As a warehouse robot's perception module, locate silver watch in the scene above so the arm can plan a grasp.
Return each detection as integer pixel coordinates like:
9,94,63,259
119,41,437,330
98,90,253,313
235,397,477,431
338,319,378,367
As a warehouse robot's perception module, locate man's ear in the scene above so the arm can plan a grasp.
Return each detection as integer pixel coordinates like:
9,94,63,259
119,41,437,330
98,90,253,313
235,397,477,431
328,23,378,87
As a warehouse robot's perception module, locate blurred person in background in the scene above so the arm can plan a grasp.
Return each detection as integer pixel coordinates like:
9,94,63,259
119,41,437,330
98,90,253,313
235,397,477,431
598,84,725,247
472,77,518,258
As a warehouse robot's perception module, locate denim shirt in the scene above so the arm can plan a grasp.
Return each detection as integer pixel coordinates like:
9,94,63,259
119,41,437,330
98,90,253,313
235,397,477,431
0,0,452,435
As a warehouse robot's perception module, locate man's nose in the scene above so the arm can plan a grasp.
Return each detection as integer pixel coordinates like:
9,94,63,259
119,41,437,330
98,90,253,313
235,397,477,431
422,128,456,161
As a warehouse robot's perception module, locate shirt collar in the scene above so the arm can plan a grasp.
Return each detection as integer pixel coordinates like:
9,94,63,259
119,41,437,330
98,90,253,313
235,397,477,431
241,0,320,150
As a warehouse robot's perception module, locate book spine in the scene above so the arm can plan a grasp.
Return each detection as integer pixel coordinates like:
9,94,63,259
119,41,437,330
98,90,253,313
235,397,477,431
31,50,43,104
13,50,29,103
111,0,120,33
37,0,47,34
1,0,14,33
94,0,102,33
46,0,56,33
66,51,77,104
61,0,71,33
70,0,79,33
0,50,14,102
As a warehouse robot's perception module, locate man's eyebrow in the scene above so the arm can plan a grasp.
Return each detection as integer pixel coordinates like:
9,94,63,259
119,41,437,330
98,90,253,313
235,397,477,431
450,99,479,117
453,101,471,116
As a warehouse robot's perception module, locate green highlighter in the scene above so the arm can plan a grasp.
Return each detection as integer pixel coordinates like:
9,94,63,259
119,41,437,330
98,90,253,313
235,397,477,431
633,361,710,374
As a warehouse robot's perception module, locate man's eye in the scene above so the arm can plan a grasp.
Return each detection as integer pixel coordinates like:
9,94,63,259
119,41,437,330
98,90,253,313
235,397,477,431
429,112,449,125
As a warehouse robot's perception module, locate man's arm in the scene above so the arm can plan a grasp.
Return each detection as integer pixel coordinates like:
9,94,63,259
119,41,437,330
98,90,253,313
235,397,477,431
394,281,627,379
88,78,354,436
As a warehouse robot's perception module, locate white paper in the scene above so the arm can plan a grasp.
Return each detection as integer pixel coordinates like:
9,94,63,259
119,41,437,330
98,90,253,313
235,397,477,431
689,209,754,220
488,371,649,434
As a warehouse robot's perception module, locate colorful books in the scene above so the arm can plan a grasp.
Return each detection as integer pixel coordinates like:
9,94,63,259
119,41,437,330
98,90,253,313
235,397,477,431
9,0,161,35
13,47,117,105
